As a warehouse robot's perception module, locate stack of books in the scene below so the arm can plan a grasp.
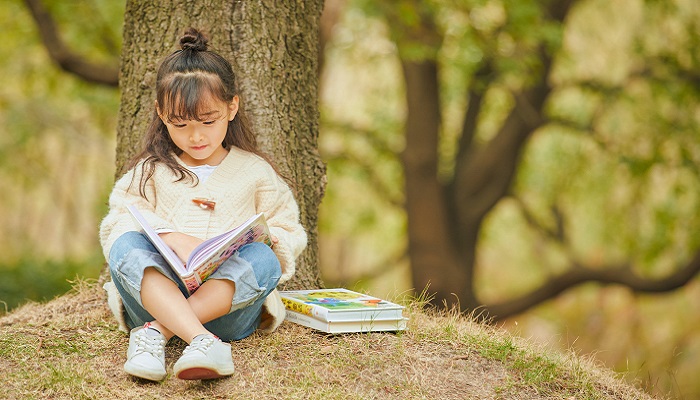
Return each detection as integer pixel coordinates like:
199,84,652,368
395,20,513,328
279,288,409,334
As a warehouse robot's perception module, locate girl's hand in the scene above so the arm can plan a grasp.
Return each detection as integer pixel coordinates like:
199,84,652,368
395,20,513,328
159,232,204,264
271,235,279,247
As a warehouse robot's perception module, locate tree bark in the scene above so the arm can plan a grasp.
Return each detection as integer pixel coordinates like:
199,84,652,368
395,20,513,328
400,60,473,309
116,0,326,288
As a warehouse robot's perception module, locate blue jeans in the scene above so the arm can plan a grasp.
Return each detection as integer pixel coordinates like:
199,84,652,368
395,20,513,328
108,231,281,341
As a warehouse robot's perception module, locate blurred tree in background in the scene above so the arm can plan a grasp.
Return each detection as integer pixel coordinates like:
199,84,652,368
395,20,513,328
372,0,700,318
3,0,700,397
318,0,700,396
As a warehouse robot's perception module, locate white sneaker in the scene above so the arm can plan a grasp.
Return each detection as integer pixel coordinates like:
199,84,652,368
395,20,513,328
124,324,167,381
173,334,235,380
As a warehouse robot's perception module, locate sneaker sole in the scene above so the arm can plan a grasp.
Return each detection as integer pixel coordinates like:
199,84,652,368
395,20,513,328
176,367,231,380
124,363,166,382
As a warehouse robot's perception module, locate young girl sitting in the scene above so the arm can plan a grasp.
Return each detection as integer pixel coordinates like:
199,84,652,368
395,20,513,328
100,27,307,382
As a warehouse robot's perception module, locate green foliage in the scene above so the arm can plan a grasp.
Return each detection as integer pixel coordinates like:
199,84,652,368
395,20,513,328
0,257,102,313
0,0,121,313
0,0,121,172
318,3,409,289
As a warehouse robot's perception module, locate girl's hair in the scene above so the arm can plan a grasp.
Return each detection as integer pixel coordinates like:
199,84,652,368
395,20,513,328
127,27,283,197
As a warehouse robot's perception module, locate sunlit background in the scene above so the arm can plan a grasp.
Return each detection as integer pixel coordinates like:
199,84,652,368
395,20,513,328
1,1,699,398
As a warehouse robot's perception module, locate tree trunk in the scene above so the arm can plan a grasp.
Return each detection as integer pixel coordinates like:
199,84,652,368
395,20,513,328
401,60,473,310
116,1,326,288
384,2,475,310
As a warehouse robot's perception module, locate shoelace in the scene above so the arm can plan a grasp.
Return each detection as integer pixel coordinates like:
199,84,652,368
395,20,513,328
182,335,216,355
133,330,165,357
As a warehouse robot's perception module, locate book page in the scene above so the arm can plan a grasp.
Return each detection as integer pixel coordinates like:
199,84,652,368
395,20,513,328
126,205,187,275
187,213,269,270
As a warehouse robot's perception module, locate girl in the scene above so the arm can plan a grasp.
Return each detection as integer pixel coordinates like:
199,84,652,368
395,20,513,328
100,28,307,382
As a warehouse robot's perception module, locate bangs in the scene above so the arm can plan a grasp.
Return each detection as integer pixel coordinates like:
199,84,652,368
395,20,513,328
158,72,228,122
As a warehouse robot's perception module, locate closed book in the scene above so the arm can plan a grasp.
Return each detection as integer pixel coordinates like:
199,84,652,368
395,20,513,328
279,288,405,322
285,310,408,334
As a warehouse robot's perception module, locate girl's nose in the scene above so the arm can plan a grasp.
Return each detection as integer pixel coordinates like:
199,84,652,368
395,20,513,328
190,130,203,143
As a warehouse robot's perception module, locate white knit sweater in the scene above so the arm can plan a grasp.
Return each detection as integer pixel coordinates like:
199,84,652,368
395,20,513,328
99,146,307,334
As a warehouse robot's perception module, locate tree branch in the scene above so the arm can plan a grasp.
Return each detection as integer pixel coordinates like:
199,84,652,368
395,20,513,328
453,0,577,225
451,60,492,182
23,0,119,86
512,196,566,244
485,252,700,321
546,0,578,23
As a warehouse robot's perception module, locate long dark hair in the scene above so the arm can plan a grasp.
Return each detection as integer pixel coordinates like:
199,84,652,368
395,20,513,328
127,28,281,197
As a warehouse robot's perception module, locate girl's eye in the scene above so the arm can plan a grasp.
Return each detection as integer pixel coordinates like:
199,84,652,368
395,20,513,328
203,120,216,125
173,123,186,128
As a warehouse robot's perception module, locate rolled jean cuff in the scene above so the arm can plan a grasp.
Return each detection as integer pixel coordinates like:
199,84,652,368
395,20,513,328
110,248,175,309
210,254,265,312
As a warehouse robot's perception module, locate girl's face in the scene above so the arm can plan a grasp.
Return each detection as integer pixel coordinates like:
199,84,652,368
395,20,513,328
159,95,239,166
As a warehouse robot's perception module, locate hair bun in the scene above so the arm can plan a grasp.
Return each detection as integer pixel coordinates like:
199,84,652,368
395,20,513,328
179,28,209,51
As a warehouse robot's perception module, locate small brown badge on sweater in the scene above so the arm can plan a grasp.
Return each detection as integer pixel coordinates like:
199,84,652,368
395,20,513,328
192,198,216,210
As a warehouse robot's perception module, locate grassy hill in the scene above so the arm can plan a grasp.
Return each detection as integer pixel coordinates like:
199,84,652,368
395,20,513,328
0,280,660,399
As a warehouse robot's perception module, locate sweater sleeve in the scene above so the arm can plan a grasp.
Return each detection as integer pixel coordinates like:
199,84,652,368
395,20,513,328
98,164,174,260
255,165,307,284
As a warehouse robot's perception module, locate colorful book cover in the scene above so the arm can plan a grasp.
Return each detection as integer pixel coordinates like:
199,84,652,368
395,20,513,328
279,288,405,322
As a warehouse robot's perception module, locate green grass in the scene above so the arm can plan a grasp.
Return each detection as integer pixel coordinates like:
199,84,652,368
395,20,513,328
0,256,102,314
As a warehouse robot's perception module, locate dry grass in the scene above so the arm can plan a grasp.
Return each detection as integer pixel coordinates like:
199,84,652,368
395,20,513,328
0,280,661,400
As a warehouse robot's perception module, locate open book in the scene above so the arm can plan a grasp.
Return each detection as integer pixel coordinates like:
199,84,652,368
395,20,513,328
127,205,272,295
